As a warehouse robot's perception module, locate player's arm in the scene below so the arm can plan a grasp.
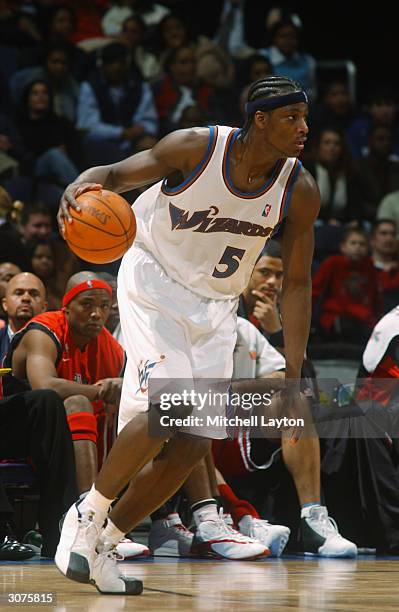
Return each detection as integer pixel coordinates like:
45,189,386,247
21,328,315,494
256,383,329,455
58,127,210,226
280,167,320,383
18,330,101,401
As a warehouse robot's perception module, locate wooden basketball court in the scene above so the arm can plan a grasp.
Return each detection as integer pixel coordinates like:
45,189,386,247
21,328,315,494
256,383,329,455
1,555,398,611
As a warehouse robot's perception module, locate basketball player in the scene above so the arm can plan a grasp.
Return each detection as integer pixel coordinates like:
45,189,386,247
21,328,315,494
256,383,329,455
56,76,319,595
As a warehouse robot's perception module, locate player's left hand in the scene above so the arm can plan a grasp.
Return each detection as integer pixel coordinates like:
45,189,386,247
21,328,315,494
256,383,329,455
95,377,123,404
269,387,311,445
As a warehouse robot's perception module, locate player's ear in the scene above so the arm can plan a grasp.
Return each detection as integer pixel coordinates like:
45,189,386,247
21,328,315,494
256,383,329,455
254,110,268,130
42,301,48,313
2,297,7,313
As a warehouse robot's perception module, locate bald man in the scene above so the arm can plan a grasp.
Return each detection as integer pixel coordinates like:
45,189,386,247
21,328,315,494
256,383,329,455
0,272,47,365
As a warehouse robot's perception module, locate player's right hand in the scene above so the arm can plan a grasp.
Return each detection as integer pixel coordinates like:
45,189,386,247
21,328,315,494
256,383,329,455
58,182,102,236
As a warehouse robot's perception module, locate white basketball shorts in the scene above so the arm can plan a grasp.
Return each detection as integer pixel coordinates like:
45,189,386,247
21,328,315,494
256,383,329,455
117,245,238,435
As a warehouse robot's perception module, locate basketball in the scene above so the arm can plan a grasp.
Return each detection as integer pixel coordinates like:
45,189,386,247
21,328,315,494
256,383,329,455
64,189,136,264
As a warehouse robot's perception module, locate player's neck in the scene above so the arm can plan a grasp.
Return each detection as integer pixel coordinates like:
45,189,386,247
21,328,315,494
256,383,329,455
233,131,282,179
70,329,91,350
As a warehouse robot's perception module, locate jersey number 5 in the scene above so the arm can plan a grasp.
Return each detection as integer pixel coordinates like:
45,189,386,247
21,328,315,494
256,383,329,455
212,246,246,278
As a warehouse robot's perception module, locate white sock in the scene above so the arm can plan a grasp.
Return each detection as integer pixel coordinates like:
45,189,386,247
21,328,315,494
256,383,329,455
301,502,321,518
238,514,253,534
79,484,114,523
98,518,125,550
192,503,219,527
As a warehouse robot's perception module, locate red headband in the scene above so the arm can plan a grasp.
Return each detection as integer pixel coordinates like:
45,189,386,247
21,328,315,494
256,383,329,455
62,280,113,308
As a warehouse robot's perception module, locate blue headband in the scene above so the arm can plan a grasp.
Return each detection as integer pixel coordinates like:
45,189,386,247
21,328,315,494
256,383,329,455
245,91,308,115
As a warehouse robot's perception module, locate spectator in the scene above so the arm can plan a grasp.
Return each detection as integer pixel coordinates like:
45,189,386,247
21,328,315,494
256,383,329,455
195,40,238,125
258,17,316,100
0,272,47,365
0,112,25,180
357,125,399,220
371,219,399,272
0,262,22,322
0,187,27,270
38,4,90,80
304,127,370,225
370,219,399,313
152,45,211,136
213,0,254,59
152,13,192,64
237,54,273,117
77,42,158,166
102,0,170,39
15,79,80,188
177,104,206,130
26,238,61,310
312,228,381,343
20,203,53,244
10,44,80,122
119,15,161,81
307,80,357,147
377,190,399,233
348,88,399,160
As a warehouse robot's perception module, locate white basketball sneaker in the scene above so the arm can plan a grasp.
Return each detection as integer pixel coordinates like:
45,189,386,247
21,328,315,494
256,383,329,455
191,509,269,560
301,505,357,558
55,501,103,584
115,538,149,560
238,515,290,557
90,544,143,595
148,513,194,557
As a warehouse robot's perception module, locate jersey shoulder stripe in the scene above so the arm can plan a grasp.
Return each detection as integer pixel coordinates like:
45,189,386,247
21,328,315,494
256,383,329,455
161,125,218,196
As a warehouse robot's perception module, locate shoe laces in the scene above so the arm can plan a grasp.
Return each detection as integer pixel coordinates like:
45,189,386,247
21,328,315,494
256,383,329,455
309,506,339,537
250,518,272,539
77,510,101,544
216,509,256,542
97,544,124,577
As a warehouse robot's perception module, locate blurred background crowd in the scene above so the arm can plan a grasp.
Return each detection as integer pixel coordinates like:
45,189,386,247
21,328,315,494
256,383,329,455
1,0,399,360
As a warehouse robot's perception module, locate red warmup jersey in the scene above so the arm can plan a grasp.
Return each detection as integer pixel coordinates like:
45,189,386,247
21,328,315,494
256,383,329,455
312,255,381,333
7,310,124,413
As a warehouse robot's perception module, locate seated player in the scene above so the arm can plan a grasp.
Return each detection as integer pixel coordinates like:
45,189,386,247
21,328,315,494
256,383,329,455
2,271,148,559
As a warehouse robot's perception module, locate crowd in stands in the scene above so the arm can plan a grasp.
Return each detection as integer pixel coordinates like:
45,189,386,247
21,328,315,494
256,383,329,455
2,1,399,562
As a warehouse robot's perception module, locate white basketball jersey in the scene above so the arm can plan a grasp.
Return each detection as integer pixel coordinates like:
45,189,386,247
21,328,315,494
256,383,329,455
132,125,302,300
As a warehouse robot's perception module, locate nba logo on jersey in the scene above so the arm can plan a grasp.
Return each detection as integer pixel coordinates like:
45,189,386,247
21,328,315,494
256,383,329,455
262,204,272,218
137,356,165,393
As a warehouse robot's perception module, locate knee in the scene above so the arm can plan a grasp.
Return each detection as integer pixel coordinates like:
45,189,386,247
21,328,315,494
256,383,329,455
174,437,211,470
64,395,93,415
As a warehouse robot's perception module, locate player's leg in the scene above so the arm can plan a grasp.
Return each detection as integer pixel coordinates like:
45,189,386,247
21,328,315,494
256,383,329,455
64,395,98,494
212,437,291,558
101,435,211,539
279,396,356,557
56,246,200,593
183,455,268,559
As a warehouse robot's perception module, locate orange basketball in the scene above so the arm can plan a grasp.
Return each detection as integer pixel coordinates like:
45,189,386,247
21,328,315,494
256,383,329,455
64,189,136,264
